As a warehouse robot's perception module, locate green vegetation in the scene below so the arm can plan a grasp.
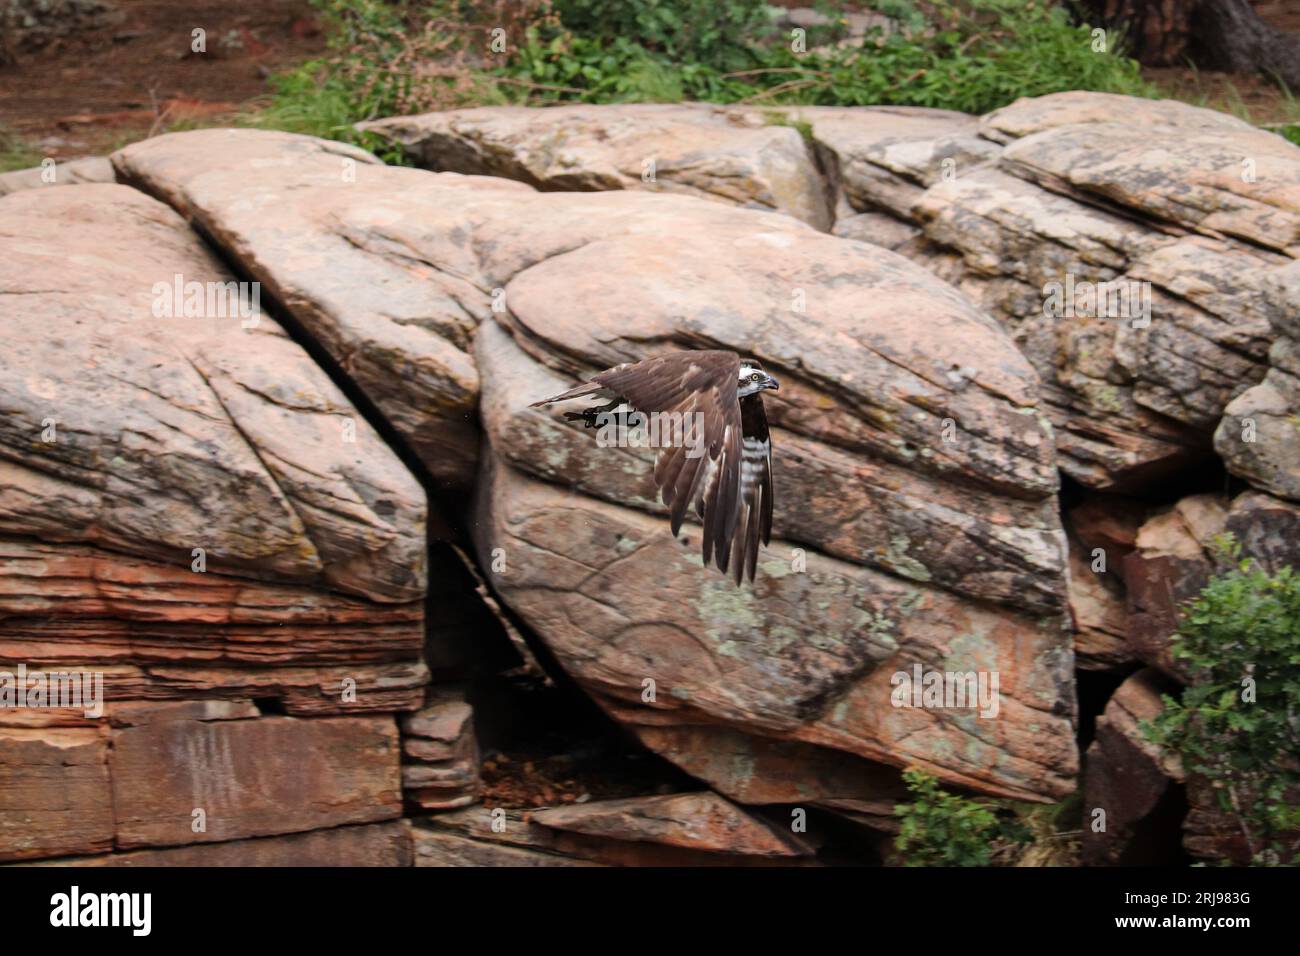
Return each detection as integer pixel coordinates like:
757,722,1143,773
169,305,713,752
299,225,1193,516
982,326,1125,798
255,0,1157,147
0,125,42,174
503,0,1154,112
1142,537,1300,866
892,768,1080,866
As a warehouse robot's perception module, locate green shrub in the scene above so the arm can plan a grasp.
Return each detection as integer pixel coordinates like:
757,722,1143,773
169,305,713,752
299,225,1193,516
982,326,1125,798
0,124,42,173
892,767,1080,866
499,0,1155,113
257,0,1158,140
550,0,774,70
1143,538,1300,866
894,769,1002,866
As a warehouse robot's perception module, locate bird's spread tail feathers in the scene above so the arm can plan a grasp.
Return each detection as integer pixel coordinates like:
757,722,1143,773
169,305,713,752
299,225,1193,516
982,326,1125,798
528,381,606,407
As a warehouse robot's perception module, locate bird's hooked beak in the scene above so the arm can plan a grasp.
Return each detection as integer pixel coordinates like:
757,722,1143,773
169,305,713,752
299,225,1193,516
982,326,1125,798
761,373,780,392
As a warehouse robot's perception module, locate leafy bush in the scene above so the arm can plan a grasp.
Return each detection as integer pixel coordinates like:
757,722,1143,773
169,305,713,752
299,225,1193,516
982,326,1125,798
251,0,526,153
1143,538,1300,866
892,768,1080,866
550,0,774,70
894,769,1002,866
0,124,42,173
258,0,1158,140
499,0,1155,114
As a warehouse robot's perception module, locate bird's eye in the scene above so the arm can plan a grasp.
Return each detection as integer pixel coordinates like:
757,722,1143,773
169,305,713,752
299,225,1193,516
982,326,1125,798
751,373,761,382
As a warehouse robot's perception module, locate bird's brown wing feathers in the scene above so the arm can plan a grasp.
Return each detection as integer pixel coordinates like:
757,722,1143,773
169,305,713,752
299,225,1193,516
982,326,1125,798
591,351,771,583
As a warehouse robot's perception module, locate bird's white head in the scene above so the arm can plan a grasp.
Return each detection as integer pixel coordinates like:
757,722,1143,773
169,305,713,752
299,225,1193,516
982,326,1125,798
737,362,780,399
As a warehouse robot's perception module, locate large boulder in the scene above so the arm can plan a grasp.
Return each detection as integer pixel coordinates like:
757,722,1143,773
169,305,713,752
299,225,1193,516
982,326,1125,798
0,178,434,864
1123,495,1228,680
111,130,504,490
1081,668,1185,866
1215,260,1300,501
0,156,115,195
0,183,426,602
362,94,1300,496
361,103,834,230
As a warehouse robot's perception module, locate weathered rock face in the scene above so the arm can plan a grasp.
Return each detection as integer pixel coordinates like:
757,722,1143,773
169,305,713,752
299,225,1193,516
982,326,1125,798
475,457,1073,802
1123,495,1228,680
413,798,815,866
0,183,426,602
530,792,810,856
1081,668,1184,866
0,703,403,862
110,706,402,848
401,687,481,811
1000,120,1300,255
1067,539,1132,671
0,180,428,864
978,91,1258,142
0,0,123,61
1224,490,1300,574
0,156,114,195
111,130,502,490
6,88,1297,866
361,103,834,230
28,822,413,867
1215,259,1300,502
141,121,1073,804
1066,495,1145,671
261,160,1076,806
371,95,1300,496
383,166,1078,803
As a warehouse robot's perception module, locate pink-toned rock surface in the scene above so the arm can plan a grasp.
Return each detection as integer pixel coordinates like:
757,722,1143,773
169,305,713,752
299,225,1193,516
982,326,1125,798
105,126,1075,806
0,723,113,862
110,708,402,848
530,791,810,857
362,102,834,230
476,457,1075,803
1081,669,1184,866
1123,495,1228,679
111,129,523,490
0,182,426,602
23,821,412,867
364,94,1300,495
0,179,429,865
400,688,480,810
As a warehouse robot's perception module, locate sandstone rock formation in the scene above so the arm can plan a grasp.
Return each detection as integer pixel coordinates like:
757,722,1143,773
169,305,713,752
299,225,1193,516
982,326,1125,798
0,155,114,195
1123,494,1228,680
360,103,834,230
1081,668,1185,866
0,180,426,862
104,126,1079,799
372,95,1300,498
401,687,481,811
3,87,1297,867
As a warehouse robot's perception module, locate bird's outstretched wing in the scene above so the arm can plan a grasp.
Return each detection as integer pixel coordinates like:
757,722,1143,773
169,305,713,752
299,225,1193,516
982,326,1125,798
590,351,772,583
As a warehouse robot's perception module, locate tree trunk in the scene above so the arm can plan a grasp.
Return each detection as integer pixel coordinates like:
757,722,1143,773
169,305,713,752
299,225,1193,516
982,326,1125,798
1083,0,1300,91
1191,0,1300,91
1084,0,1198,66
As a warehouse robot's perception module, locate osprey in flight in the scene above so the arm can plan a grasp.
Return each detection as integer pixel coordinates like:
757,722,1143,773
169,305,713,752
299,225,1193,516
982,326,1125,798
530,351,779,584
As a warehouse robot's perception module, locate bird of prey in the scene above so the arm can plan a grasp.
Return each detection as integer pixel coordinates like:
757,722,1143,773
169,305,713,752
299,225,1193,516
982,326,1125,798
530,351,779,585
